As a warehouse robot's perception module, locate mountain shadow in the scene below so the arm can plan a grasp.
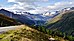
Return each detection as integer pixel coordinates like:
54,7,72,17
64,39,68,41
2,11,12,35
0,14,21,27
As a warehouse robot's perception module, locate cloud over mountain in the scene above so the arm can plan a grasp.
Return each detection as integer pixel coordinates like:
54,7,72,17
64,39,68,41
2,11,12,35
1,0,74,14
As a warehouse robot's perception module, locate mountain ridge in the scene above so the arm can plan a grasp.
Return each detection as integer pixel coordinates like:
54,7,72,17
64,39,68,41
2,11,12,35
0,14,20,27
47,10,74,36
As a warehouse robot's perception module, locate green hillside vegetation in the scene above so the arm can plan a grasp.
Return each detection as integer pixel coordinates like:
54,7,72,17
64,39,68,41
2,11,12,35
47,11,74,41
47,12,62,25
47,11,74,34
0,25,49,41
0,14,21,27
0,25,68,41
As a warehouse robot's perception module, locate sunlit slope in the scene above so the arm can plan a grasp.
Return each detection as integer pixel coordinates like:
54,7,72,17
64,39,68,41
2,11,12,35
0,25,49,41
47,11,74,35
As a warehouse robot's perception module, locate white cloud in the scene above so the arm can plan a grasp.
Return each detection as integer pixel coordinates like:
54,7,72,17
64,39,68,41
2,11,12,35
34,1,74,14
8,0,15,2
41,0,49,1
4,0,74,14
7,0,52,14
46,2,74,11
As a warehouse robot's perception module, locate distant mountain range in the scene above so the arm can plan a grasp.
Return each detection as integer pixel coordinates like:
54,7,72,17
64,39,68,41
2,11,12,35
0,8,61,26
0,9,45,26
0,7,74,26
0,9,35,25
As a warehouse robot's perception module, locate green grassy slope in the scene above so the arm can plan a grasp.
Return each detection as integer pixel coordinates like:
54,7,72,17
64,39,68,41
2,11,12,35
47,12,62,25
47,11,74,35
0,14,21,26
0,25,68,41
0,25,49,41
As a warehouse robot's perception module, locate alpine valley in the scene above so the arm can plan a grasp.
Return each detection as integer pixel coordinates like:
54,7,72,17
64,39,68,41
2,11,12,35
0,7,74,41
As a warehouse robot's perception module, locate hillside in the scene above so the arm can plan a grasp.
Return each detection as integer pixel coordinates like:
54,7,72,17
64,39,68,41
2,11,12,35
0,14,21,27
0,25,68,41
0,25,49,41
47,11,74,35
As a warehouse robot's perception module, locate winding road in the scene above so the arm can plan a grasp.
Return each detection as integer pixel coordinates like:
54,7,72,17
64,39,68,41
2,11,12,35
0,25,24,33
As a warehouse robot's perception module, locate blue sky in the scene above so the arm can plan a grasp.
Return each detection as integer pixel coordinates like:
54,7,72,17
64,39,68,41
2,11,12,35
0,0,70,7
0,0,74,14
